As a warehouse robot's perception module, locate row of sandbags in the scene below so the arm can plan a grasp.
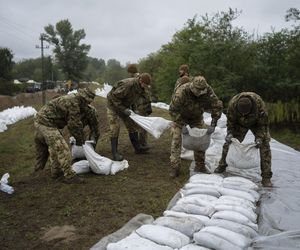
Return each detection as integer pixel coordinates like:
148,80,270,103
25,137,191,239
107,174,260,250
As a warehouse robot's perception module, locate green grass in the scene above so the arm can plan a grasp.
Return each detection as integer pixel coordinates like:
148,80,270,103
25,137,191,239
271,128,300,151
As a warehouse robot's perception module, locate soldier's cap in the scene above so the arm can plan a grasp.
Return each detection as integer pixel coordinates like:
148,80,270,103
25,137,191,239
127,64,138,74
179,64,189,73
78,88,95,103
190,76,208,96
180,76,190,85
139,73,151,85
237,97,252,115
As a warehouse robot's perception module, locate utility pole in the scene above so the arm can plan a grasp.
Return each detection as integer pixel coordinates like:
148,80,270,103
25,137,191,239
36,34,49,105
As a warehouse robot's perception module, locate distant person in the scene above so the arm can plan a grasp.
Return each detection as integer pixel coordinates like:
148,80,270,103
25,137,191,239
173,64,192,92
169,75,223,178
107,73,152,161
34,88,96,184
127,64,152,150
214,92,273,187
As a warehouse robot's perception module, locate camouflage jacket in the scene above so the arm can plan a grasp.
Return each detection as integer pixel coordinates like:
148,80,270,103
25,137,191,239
81,104,100,140
107,77,146,116
227,92,269,135
174,75,192,91
132,89,152,116
169,82,223,126
35,94,86,144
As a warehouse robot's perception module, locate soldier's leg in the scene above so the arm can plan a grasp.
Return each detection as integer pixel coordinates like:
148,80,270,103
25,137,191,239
107,108,123,161
34,126,49,171
252,128,272,186
170,124,182,177
215,127,248,173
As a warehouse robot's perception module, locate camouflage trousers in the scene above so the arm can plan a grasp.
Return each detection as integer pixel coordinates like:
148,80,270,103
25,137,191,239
219,126,272,179
107,108,138,138
34,121,75,178
170,121,207,171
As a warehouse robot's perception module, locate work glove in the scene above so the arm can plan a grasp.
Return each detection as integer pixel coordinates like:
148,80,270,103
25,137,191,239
225,133,233,144
123,108,131,117
206,125,215,135
255,138,262,148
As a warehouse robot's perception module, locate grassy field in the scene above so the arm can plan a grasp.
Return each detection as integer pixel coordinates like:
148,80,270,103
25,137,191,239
270,128,300,151
0,96,190,250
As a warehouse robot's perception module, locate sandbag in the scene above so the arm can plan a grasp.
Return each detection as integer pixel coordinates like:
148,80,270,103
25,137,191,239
106,232,173,250
193,231,242,250
180,244,211,250
189,173,223,183
201,226,252,249
171,203,215,217
135,224,190,249
226,138,260,169
214,204,257,223
163,210,210,223
0,173,14,194
218,187,258,203
180,194,218,203
176,196,215,209
129,111,172,138
215,195,256,211
182,126,211,151
71,160,90,174
181,186,221,198
153,216,204,238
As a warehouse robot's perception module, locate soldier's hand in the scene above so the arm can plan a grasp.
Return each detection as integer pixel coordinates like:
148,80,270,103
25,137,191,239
225,134,233,144
124,108,131,117
255,138,262,148
206,125,215,135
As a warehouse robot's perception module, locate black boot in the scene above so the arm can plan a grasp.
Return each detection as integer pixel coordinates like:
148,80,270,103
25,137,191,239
129,132,149,154
139,132,150,150
111,137,124,161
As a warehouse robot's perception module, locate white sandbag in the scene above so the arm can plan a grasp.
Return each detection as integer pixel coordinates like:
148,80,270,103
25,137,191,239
163,210,210,223
211,211,258,231
224,176,259,188
71,145,86,159
205,219,258,238
218,187,257,203
215,196,256,211
220,184,260,202
189,178,222,186
189,173,223,183
135,224,190,249
180,244,211,250
153,216,204,238
180,194,218,203
107,232,173,250
171,203,215,217
0,173,14,194
181,186,221,198
226,139,260,169
176,196,215,208
214,204,257,223
201,226,252,249
71,160,90,174
182,126,211,151
193,231,242,250
184,182,221,190
129,112,172,139
110,160,129,175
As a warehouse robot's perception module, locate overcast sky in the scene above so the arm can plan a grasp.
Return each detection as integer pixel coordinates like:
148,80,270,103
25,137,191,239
0,0,299,66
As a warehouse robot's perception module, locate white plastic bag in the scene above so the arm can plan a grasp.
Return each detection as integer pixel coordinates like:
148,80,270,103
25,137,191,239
0,173,14,194
182,126,211,151
129,111,172,138
226,138,260,169
71,160,90,174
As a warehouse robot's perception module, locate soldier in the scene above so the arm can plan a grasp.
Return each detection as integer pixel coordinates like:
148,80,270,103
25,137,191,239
107,73,152,161
80,104,100,145
174,64,192,91
127,64,152,149
34,88,96,184
169,75,223,178
214,92,273,187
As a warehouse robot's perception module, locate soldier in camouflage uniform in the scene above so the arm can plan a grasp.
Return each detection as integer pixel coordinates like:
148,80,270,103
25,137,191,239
80,104,100,145
214,92,272,187
34,88,95,184
127,64,153,149
174,64,191,91
107,73,152,161
169,76,223,178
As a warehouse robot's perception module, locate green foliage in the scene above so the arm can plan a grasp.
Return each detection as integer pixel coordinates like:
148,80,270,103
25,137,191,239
44,19,91,81
103,59,127,84
0,47,13,81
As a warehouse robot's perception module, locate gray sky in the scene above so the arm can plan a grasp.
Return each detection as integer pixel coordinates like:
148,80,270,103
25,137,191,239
0,0,299,66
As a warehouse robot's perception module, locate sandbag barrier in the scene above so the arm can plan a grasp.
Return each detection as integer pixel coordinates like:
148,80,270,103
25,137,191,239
106,174,260,250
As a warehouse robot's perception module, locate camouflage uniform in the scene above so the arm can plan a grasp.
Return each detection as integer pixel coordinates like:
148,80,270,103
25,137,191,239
218,92,272,179
34,89,95,179
81,104,100,142
169,76,223,173
107,77,147,137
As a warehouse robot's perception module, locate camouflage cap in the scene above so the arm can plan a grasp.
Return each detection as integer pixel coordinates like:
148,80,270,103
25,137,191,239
139,73,151,85
237,97,252,115
190,76,208,96
127,64,138,74
179,64,189,73
78,88,95,103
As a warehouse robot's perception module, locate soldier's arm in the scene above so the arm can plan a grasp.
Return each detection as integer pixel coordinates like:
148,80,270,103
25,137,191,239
67,102,85,145
111,82,130,115
207,86,223,125
169,93,184,124
256,99,269,137
226,102,236,135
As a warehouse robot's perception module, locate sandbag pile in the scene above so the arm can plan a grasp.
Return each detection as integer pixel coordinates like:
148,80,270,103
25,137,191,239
107,173,259,250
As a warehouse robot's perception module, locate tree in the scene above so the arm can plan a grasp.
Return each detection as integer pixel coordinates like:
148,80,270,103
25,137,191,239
103,59,127,84
44,19,91,81
0,47,14,81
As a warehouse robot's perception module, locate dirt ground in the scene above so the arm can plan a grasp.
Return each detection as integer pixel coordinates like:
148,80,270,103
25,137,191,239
0,92,190,250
